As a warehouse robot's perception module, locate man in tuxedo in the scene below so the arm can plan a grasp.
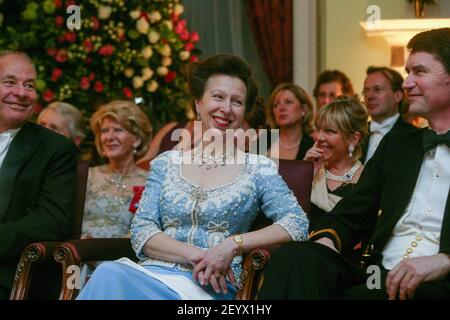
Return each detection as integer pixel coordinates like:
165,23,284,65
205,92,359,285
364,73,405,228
258,28,450,300
361,66,416,164
0,51,77,299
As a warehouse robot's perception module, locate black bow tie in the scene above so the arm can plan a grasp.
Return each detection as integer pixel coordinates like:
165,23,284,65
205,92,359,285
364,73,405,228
423,128,450,151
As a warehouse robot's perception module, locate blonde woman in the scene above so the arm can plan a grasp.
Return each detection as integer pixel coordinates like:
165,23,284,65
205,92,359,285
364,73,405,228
304,96,368,227
266,83,314,160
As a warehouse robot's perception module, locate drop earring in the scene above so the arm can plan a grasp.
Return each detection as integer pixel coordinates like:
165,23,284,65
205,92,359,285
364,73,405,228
348,144,355,157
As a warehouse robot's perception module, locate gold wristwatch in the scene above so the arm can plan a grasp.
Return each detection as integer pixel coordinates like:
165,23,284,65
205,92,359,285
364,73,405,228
233,234,243,256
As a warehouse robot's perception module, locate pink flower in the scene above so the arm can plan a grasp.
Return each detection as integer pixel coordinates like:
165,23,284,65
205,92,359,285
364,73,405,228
184,42,194,52
43,89,55,102
123,87,133,98
93,81,104,93
55,16,65,27
80,77,90,90
190,32,200,43
98,44,115,56
55,50,68,63
63,32,76,43
51,68,63,81
164,71,177,83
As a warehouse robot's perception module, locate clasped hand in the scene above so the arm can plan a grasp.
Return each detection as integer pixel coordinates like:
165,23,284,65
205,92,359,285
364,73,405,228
191,238,237,294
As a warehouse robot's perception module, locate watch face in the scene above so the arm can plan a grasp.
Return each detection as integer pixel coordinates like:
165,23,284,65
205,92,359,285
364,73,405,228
234,235,243,243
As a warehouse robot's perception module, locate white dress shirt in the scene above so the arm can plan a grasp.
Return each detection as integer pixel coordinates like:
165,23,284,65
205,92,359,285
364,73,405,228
382,143,450,270
365,113,400,164
0,127,21,169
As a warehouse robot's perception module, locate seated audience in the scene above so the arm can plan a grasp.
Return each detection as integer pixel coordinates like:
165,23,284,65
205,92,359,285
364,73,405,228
258,28,450,300
361,66,416,164
313,70,354,113
0,51,77,299
37,101,85,146
304,97,368,229
266,83,314,160
76,54,309,300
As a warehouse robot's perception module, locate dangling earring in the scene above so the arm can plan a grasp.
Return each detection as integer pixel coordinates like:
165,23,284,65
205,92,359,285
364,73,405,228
348,144,355,157
196,113,201,121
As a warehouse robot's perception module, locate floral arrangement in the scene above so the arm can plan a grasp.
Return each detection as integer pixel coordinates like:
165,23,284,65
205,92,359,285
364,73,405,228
0,0,200,125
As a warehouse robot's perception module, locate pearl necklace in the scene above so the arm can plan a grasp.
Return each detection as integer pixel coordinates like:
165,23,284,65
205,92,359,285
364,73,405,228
192,148,235,170
325,160,362,182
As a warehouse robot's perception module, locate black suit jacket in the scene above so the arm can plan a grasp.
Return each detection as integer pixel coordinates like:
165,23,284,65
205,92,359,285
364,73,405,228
360,115,416,163
310,128,450,265
0,122,77,298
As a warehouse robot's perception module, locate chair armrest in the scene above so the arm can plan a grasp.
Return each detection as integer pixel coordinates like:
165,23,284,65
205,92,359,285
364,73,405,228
10,241,63,300
53,238,136,300
235,249,270,300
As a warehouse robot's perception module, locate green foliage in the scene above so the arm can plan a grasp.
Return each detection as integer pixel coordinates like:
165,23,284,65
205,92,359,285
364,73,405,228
0,0,200,127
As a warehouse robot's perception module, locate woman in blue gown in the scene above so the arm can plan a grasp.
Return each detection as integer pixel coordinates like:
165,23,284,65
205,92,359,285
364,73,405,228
77,54,309,300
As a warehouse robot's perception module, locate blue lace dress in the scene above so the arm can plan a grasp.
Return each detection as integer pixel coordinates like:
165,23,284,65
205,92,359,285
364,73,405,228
77,151,309,300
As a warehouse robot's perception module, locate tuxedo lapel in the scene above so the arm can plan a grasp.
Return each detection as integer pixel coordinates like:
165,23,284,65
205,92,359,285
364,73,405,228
0,123,39,221
386,130,425,227
439,189,450,252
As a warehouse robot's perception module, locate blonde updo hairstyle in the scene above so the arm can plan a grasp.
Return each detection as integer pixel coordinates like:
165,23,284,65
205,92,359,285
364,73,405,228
315,96,369,160
90,100,153,158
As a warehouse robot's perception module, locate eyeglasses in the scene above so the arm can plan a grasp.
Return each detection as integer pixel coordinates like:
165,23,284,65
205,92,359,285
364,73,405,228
362,86,385,97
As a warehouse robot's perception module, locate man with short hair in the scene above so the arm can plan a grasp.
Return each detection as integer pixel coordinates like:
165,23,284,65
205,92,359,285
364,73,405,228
0,51,77,299
37,101,85,146
258,28,450,300
361,66,416,163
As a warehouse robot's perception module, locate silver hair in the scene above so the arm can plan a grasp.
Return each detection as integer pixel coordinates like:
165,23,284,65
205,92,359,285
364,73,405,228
46,101,86,140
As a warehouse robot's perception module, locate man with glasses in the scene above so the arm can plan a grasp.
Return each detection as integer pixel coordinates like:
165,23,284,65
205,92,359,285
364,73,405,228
361,66,415,163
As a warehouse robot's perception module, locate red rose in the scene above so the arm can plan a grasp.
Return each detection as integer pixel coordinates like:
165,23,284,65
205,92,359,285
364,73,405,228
63,31,76,43
180,30,190,41
123,87,133,98
83,39,94,52
51,68,63,81
47,48,56,56
129,186,145,214
190,32,200,43
190,55,199,62
54,0,63,8
93,81,104,93
89,72,96,81
79,77,90,90
43,89,55,102
55,16,65,27
65,0,76,8
34,103,43,114
175,20,187,35
164,71,177,83
98,44,115,56
91,16,100,31
55,50,68,63
170,12,179,22
184,42,194,52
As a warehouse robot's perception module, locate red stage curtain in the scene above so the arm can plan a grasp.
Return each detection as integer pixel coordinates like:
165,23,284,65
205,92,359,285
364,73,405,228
246,0,293,86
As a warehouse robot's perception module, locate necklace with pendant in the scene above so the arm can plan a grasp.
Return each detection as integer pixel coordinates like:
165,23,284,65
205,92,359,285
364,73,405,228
325,160,362,182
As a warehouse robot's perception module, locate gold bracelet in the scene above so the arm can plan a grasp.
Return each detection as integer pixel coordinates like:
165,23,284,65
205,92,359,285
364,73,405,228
233,234,243,256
